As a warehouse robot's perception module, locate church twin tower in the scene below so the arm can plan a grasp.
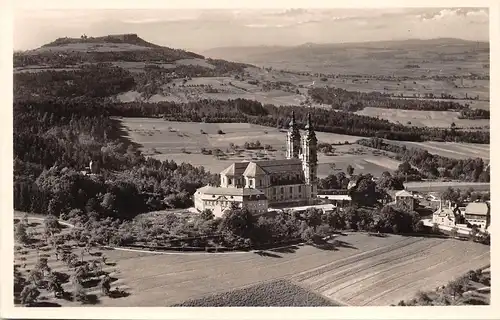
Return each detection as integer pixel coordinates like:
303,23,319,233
285,111,318,189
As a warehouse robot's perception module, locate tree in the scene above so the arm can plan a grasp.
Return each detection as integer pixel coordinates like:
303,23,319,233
20,284,40,306
73,283,88,303
348,174,381,207
450,227,458,238
99,275,112,296
397,161,412,175
15,223,29,244
46,272,64,298
35,257,51,275
200,209,214,220
218,208,256,241
44,215,60,237
304,208,323,228
346,165,354,176
318,174,339,190
445,277,467,301
441,187,460,204
432,223,440,234
28,269,43,286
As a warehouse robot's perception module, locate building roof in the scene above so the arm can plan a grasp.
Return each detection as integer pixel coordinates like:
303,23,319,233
243,162,267,177
319,194,352,201
220,162,250,176
196,185,264,197
465,202,489,216
284,204,336,212
395,190,413,197
253,159,303,174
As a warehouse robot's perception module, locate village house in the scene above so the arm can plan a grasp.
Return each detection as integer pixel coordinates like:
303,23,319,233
463,202,490,231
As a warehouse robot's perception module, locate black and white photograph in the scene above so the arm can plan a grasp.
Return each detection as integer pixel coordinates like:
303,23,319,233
1,0,497,318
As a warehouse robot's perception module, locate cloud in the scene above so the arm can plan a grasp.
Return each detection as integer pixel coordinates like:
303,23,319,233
418,8,488,22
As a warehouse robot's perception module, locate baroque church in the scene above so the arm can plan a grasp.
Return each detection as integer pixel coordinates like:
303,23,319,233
194,112,318,217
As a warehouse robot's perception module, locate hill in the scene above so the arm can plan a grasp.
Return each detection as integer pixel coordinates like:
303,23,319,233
13,34,253,74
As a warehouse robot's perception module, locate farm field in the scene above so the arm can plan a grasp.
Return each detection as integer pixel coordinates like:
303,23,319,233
404,181,490,192
356,107,490,128
119,118,489,178
118,118,402,177
391,140,490,160
91,233,489,306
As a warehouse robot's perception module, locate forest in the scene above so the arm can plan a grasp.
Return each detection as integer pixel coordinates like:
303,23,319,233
14,100,219,220
308,86,482,114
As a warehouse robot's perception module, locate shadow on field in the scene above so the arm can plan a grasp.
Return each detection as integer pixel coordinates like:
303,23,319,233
254,251,282,258
368,232,388,238
82,294,100,305
31,302,61,307
271,245,299,254
464,298,488,305
109,289,131,299
334,240,358,250
109,118,142,151
312,242,338,251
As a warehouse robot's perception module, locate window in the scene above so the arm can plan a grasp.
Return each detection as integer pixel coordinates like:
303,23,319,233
273,188,276,195
280,187,284,194
298,186,302,192
250,179,254,187
259,179,262,187
289,186,293,193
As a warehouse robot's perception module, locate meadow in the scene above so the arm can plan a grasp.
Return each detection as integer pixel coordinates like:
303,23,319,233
356,107,490,129
119,118,489,178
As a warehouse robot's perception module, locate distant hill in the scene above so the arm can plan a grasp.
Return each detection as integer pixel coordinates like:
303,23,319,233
14,34,206,67
202,38,490,69
13,34,255,77
41,34,164,49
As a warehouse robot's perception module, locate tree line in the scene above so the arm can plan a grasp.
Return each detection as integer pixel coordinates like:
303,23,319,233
309,86,472,112
20,98,485,144
357,138,489,182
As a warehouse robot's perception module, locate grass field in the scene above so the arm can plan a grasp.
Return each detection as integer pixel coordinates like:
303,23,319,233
392,141,490,160
356,107,490,128
93,233,489,306
119,118,403,177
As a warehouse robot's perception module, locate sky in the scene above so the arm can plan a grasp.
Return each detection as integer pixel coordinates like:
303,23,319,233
13,8,490,51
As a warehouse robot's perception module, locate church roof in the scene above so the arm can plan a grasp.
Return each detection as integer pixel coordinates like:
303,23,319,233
243,162,268,177
253,159,303,174
220,162,250,176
